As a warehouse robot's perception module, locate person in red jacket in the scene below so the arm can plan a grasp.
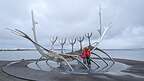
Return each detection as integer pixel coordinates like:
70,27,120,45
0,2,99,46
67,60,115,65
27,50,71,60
80,47,91,67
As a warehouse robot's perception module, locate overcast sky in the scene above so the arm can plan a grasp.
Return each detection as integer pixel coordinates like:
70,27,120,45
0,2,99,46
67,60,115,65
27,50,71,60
0,0,144,49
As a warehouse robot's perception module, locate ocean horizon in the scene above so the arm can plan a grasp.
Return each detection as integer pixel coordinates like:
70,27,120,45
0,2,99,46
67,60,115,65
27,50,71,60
0,48,144,61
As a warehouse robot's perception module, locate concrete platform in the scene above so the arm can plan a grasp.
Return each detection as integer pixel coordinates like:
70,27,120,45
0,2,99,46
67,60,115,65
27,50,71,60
0,61,28,81
2,59,144,81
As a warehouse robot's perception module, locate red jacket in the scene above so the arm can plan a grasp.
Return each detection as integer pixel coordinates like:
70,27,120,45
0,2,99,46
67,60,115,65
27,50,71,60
80,49,91,59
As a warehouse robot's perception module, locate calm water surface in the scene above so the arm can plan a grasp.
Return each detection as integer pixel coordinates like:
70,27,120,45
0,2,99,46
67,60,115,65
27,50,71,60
0,49,144,61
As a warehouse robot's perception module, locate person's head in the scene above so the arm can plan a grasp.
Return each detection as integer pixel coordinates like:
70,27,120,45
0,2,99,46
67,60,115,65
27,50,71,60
84,47,89,50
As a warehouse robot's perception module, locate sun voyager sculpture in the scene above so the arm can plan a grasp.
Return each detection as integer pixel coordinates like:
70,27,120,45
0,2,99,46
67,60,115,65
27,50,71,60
8,8,115,74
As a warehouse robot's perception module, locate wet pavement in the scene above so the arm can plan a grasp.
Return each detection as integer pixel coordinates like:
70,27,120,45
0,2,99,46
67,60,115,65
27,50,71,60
1,59,144,81
0,61,28,81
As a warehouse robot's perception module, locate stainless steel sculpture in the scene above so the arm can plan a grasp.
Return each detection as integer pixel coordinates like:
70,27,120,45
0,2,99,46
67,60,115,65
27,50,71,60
8,11,90,72
8,25,114,72
9,28,90,71
8,8,115,72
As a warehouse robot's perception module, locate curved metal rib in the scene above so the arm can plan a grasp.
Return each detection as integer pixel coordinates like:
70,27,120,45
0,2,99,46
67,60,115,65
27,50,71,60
9,29,74,71
94,47,115,64
72,57,89,70
91,52,109,66
60,57,74,71
91,23,112,52
103,62,115,72
13,29,52,53
89,58,100,68
36,56,43,64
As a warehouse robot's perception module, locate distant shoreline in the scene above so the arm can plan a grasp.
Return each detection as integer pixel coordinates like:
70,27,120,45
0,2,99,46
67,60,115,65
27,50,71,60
104,48,144,51
0,48,144,51
0,48,68,51
0,48,36,51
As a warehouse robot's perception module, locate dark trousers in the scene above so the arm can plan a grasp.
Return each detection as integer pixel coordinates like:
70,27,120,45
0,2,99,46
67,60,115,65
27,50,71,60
83,57,91,66
86,57,91,65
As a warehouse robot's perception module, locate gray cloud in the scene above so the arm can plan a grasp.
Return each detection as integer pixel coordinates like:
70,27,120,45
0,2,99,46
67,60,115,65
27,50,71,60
0,0,144,49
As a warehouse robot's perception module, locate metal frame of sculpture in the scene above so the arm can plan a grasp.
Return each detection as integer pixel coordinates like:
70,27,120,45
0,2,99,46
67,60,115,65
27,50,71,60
77,36,84,51
90,6,115,68
85,32,92,46
69,38,76,53
9,28,90,71
59,38,66,53
50,36,58,50
8,8,115,72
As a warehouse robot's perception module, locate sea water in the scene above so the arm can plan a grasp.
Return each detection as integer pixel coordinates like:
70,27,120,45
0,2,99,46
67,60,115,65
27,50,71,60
0,49,144,61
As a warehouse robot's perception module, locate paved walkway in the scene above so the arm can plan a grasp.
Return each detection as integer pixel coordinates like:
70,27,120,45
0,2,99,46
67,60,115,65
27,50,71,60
2,60,115,81
0,61,28,81
2,59,144,81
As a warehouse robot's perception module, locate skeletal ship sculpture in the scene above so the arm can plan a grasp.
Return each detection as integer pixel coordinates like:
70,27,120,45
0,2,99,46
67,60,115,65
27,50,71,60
8,10,115,72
